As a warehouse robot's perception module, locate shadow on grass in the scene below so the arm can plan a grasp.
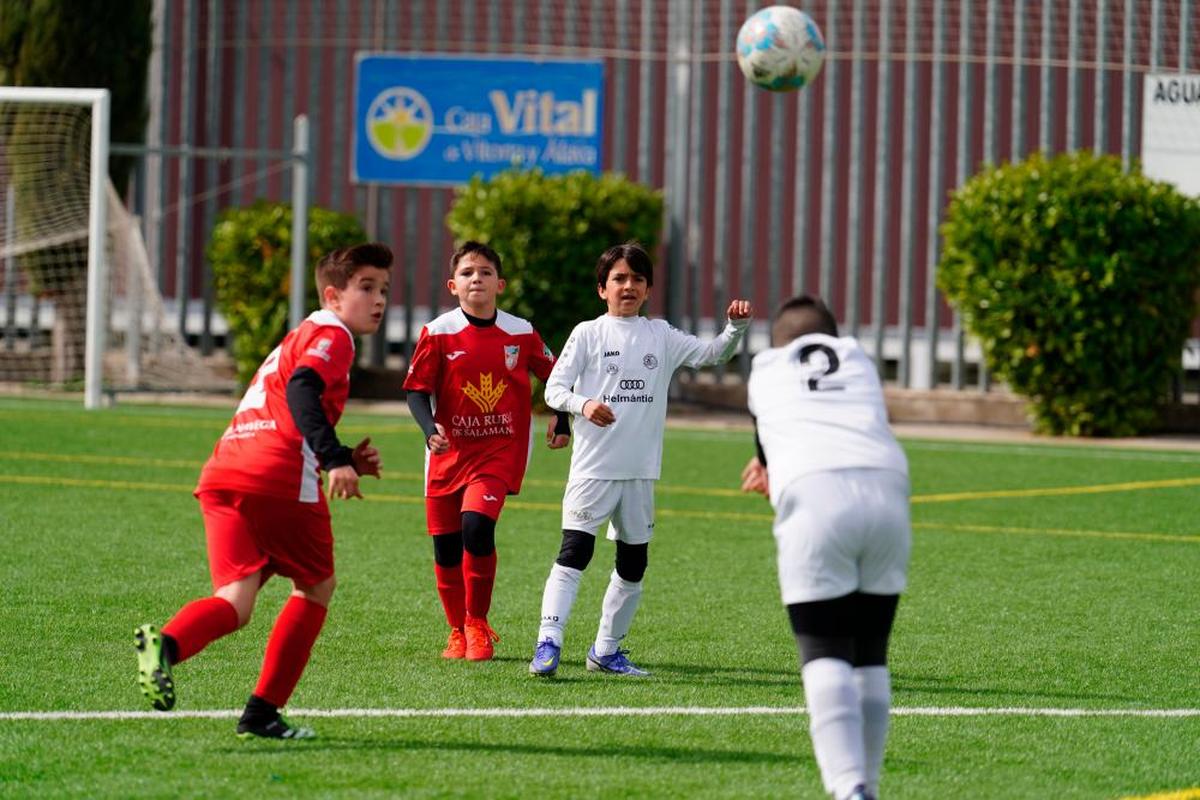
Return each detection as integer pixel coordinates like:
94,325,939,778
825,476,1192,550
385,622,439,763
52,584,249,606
225,735,804,766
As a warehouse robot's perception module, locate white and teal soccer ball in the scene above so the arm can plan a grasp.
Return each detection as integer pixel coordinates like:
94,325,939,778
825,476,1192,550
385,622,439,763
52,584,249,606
736,6,826,92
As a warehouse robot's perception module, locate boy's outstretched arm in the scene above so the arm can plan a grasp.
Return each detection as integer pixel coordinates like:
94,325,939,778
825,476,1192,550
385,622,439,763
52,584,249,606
670,299,754,369
286,366,366,499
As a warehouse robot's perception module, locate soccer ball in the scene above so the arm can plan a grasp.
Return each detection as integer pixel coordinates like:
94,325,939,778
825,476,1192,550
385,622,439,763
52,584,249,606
736,6,826,92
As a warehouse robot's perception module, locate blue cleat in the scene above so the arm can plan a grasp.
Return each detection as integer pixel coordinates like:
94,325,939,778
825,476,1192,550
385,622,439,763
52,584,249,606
529,639,561,677
586,646,649,677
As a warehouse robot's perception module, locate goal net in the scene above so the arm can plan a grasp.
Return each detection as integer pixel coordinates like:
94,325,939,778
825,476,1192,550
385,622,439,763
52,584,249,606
0,88,233,404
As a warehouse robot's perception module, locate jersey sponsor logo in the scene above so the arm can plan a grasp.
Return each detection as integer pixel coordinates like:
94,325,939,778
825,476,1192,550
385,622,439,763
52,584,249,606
602,391,654,404
462,372,508,413
220,418,278,440
446,350,468,361
619,379,645,390
504,344,520,370
603,349,620,357
304,338,334,362
643,354,658,369
450,411,515,438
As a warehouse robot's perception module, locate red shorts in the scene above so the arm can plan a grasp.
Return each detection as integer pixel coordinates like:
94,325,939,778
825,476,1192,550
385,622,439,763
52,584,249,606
425,476,509,535
197,489,334,589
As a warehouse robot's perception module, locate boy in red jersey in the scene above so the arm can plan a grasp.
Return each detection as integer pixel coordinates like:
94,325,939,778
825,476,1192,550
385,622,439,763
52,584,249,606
133,243,392,739
404,241,570,661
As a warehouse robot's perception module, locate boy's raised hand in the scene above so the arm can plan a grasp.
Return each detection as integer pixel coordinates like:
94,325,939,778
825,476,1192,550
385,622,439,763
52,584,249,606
582,399,615,427
352,437,382,478
727,299,753,320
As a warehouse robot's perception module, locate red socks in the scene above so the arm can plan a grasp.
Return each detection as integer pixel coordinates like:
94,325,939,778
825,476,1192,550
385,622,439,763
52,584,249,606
162,596,239,663
464,550,498,620
434,562,466,629
253,595,328,708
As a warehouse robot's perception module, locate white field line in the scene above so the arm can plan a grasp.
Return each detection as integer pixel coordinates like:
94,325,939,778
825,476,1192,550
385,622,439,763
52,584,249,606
3,705,1200,722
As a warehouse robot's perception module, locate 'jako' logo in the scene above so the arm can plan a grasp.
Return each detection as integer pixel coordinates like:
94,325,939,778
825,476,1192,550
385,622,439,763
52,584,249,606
619,379,646,390
367,87,433,160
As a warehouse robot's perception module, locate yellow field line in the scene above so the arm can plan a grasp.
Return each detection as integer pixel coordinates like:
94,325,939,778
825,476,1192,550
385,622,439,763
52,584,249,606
1118,790,1200,800
914,521,1200,545
6,448,1200,504
6,473,1200,543
913,476,1200,503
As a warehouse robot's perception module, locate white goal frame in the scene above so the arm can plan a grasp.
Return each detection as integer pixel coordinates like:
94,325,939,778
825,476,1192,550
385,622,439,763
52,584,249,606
0,86,110,408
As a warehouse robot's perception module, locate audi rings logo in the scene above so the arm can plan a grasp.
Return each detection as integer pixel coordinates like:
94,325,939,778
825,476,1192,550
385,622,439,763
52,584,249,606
619,379,646,390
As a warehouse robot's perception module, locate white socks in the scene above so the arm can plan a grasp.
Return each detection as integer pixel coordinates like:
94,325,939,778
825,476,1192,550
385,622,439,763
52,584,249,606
537,564,583,647
594,571,643,656
855,666,891,796
802,658,867,800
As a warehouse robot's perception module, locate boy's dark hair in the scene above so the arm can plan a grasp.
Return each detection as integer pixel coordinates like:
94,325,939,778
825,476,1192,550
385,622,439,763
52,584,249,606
596,241,654,288
771,295,839,346
316,242,393,293
451,240,503,278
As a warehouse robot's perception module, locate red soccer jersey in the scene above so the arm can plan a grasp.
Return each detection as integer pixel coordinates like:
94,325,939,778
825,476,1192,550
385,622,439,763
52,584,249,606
197,310,355,503
403,308,556,496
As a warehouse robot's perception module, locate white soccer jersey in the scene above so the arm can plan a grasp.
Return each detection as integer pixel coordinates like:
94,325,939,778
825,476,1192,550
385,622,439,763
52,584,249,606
546,314,749,480
747,333,908,507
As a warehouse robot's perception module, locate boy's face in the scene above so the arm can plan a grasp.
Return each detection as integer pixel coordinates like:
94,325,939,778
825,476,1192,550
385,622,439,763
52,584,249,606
599,258,650,317
324,265,390,336
448,253,504,314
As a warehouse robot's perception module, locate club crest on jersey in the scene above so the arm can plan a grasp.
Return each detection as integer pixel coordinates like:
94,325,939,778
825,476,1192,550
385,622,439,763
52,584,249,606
304,338,334,362
643,354,659,369
462,372,508,413
605,362,619,375
504,344,520,370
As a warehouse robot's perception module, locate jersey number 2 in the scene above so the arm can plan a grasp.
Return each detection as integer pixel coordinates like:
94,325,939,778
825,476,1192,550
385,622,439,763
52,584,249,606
797,344,842,391
236,346,282,413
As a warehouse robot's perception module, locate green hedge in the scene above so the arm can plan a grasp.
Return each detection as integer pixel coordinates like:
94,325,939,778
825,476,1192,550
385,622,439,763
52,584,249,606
208,202,366,385
938,151,1200,436
446,168,663,353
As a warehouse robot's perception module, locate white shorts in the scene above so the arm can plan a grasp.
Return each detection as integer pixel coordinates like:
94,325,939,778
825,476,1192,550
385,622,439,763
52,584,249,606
773,468,911,605
560,477,656,544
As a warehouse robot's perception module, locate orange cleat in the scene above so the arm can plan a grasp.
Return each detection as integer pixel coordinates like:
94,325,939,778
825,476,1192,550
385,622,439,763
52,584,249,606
464,618,500,661
442,627,466,659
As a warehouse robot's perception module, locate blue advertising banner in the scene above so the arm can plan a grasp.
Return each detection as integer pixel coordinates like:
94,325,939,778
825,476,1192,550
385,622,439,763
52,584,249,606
353,55,605,186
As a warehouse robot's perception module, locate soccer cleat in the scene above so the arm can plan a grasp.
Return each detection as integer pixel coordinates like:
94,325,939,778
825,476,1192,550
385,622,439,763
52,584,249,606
464,618,500,661
236,712,316,740
843,786,876,800
586,646,649,677
441,627,467,659
134,624,176,711
529,639,561,677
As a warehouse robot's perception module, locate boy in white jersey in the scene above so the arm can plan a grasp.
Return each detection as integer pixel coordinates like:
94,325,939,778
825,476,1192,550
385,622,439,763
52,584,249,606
741,295,910,800
529,241,752,677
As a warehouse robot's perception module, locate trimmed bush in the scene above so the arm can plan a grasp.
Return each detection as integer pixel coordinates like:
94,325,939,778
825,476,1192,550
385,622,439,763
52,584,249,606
446,168,664,353
938,151,1200,436
208,202,366,385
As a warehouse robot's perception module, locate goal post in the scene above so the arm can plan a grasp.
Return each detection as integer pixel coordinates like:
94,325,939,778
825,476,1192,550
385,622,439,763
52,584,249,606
0,86,109,408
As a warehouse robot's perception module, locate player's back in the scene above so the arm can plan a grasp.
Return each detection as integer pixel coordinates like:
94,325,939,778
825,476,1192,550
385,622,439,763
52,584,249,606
748,333,907,506
199,310,354,502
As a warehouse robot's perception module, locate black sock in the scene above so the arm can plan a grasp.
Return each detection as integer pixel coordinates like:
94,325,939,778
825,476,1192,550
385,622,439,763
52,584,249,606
240,694,279,724
162,634,180,666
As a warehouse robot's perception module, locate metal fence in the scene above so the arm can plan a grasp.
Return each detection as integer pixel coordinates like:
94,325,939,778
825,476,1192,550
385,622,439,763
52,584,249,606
130,0,1199,389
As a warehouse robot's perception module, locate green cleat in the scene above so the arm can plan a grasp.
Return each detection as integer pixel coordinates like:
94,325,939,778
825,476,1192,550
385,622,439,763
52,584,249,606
134,624,175,711
236,712,316,740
